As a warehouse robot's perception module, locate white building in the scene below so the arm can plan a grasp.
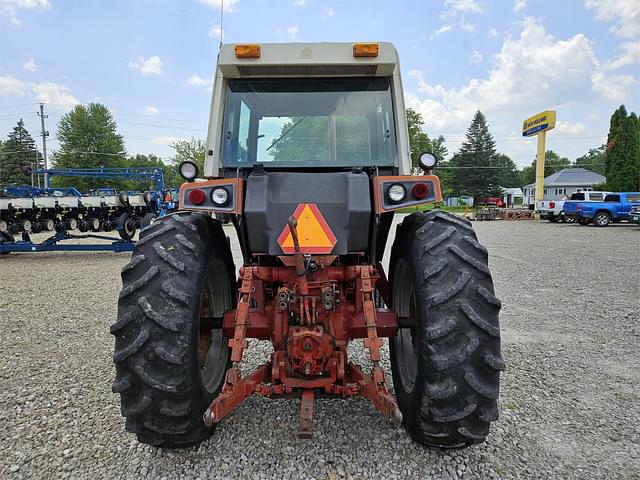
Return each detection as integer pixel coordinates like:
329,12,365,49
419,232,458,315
523,168,606,207
502,187,523,207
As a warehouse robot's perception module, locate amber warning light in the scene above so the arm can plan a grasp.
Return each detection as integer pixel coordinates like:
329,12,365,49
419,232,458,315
353,43,379,57
235,44,261,58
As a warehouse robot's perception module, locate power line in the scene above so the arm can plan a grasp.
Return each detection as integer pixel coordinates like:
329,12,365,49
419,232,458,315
0,102,39,109
0,112,38,119
117,121,206,132
40,102,207,126
113,112,207,126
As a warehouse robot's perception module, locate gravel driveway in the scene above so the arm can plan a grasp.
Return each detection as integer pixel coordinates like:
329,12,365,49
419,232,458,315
0,218,638,479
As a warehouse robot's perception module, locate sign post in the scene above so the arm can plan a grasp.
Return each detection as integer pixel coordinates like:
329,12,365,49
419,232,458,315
522,110,556,218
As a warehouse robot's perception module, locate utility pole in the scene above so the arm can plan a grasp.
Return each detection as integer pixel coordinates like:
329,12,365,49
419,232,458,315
37,103,49,187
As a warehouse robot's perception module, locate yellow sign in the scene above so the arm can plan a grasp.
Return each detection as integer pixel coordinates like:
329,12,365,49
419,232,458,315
522,110,556,137
277,203,337,254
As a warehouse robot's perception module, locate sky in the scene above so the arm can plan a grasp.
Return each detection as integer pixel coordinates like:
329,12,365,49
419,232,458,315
0,0,639,168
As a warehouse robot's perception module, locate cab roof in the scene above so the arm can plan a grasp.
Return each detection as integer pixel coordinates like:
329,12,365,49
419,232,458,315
216,42,399,78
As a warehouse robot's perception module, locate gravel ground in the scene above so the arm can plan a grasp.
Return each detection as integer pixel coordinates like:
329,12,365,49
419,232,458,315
0,218,639,479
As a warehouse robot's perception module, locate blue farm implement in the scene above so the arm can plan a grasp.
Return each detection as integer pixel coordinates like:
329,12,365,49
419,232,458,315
0,167,173,254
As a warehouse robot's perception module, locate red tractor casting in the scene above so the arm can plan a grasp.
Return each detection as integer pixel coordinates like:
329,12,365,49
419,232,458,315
112,42,503,448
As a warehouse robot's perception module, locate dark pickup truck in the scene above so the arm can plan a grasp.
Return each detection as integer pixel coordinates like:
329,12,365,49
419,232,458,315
575,192,640,226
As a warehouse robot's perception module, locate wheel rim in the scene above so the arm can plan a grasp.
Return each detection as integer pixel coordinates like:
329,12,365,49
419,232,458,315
68,218,77,230
45,219,54,231
22,219,32,231
596,214,608,225
392,259,418,394
91,218,100,230
125,219,136,237
198,258,231,394
0,220,7,233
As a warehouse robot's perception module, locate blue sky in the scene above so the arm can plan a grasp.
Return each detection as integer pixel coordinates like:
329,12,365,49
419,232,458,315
1,0,639,167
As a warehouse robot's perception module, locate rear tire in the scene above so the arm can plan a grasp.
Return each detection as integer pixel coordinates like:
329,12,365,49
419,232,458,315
141,212,157,229
389,210,503,448
594,212,610,227
577,218,590,225
117,212,137,240
112,213,235,448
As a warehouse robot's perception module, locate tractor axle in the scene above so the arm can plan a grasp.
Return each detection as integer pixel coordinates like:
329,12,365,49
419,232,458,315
202,261,402,437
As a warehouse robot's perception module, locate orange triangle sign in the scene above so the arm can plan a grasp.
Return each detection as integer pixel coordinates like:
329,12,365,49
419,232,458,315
277,203,337,254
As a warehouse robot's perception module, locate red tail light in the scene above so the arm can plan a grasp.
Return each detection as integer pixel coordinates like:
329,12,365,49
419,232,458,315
550,201,555,208
188,189,206,205
412,182,429,199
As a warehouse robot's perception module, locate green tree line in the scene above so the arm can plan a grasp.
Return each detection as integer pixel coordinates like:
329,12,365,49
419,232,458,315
406,105,639,197
2,102,637,195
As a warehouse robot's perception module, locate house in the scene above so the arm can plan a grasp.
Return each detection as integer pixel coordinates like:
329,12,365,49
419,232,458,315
523,168,606,207
501,187,523,207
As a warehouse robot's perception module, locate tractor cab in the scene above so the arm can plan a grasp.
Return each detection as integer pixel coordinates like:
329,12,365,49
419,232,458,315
179,42,441,263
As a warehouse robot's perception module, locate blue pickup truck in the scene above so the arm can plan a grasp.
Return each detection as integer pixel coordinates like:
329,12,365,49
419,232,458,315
575,192,640,226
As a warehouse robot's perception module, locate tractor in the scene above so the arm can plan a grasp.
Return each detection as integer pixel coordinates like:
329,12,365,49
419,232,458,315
112,42,503,449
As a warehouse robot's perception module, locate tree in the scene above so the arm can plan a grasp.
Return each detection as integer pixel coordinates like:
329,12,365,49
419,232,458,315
494,154,520,187
52,103,126,191
518,150,571,186
574,145,607,176
605,105,640,191
172,138,206,175
406,108,448,174
123,153,181,190
0,119,41,186
406,108,432,173
430,135,448,164
267,118,332,163
449,111,502,200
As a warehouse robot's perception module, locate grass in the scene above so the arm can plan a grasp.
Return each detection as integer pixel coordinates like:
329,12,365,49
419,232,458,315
495,466,507,477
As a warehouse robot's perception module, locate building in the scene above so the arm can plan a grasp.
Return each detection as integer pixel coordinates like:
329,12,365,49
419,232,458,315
523,168,606,206
501,187,523,207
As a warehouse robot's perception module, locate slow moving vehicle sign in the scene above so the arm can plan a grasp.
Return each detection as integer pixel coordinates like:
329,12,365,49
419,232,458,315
277,203,337,254
522,110,556,137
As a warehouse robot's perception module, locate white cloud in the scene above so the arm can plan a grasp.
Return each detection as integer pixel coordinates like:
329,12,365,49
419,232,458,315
0,75,79,108
555,121,588,134
0,75,29,96
194,0,238,12
324,7,334,16
513,0,527,11
433,24,453,36
287,25,299,39
603,41,640,70
489,28,499,38
186,74,209,87
470,49,483,64
592,71,638,100
0,0,50,25
585,0,640,38
293,0,305,5
444,0,482,14
32,81,79,108
407,18,604,131
144,106,159,116
151,135,186,145
23,56,36,72
129,56,163,76
460,22,476,32
209,23,222,38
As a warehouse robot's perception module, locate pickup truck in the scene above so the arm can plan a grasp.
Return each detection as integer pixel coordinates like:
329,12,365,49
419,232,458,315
575,192,640,226
540,191,609,223
629,205,640,225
